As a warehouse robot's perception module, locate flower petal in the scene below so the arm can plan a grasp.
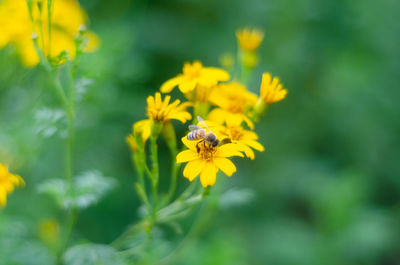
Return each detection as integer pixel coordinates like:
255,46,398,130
200,162,218,187
214,157,236,177
181,136,200,152
183,159,206,181
215,143,244,158
179,80,197,93
176,149,198,163
244,140,265,152
161,76,182,93
237,143,255,159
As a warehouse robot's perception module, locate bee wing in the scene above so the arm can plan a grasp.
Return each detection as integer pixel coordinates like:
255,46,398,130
197,116,212,132
189,125,202,131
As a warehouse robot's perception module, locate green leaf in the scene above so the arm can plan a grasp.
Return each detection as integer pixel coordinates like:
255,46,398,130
63,244,125,265
38,170,117,210
219,188,255,210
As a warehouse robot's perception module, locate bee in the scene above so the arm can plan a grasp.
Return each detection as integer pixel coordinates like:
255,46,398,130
188,116,220,153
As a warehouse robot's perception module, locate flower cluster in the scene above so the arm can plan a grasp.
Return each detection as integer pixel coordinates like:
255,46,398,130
0,0,98,67
129,28,288,188
0,163,24,207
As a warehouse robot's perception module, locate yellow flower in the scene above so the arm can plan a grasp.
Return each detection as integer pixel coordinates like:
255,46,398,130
0,0,99,67
260,73,288,104
208,82,258,129
177,136,243,187
236,28,264,52
217,120,264,160
134,92,192,142
160,61,230,94
0,163,24,207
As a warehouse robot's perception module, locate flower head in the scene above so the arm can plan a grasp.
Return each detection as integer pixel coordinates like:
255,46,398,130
0,0,99,67
217,120,264,160
0,163,24,207
208,82,258,129
134,92,192,142
177,136,243,187
160,61,230,94
236,28,264,52
260,73,288,104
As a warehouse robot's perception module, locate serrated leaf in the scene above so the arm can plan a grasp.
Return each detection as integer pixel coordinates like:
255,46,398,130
75,78,93,102
38,170,117,210
63,244,125,265
34,107,66,138
219,188,255,210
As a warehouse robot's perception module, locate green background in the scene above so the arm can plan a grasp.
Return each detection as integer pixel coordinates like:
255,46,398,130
1,0,400,264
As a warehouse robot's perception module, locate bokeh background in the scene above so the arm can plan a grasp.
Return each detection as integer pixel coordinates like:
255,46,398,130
1,0,400,264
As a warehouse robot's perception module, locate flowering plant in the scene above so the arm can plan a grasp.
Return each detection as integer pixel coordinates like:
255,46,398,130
0,0,288,262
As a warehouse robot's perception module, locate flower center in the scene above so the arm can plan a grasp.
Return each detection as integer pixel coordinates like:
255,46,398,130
148,107,166,121
229,127,244,140
227,103,244,113
197,141,217,161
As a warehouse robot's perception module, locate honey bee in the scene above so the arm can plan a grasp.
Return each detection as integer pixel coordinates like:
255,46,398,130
187,116,220,152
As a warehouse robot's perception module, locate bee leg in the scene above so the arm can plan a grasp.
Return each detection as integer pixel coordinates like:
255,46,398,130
196,142,200,153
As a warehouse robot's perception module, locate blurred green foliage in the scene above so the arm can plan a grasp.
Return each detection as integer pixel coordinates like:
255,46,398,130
1,0,400,264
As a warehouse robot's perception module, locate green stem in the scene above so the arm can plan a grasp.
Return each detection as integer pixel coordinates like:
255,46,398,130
56,208,77,264
155,199,218,265
47,0,53,57
150,133,159,226
164,123,179,205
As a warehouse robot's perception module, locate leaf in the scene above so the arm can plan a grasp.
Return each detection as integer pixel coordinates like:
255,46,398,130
219,188,255,210
75,77,93,102
38,170,117,210
63,244,125,265
34,107,66,138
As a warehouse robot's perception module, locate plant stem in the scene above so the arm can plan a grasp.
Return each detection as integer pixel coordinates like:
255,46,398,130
150,133,159,226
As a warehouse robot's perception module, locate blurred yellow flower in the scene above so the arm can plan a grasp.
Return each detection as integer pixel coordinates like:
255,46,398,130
177,137,243,187
0,163,24,207
208,82,258,129
0,0,99,67
160,61,230,94
38,218,60,244
218,120,264,160
236,28,264,52
260,73,288,104
134,92,192,142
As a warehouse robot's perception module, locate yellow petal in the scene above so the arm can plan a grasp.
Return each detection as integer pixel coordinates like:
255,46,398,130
176,150,198,163
215,143,244,158
147,95,155,109
202,67,230,82
244,140,265,152
207,108,226,125
168,112,192,123
200,162,218,187
160,76,183,93
181,136,200,152
237,143,255,160
179,80,197,93
260,72,272,99
183,159,206,181
0,188,6,207
214,157,236,176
